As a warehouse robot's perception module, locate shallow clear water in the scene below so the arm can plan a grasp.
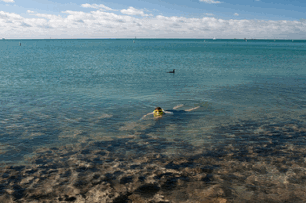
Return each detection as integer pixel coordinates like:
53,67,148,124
1,39,306,165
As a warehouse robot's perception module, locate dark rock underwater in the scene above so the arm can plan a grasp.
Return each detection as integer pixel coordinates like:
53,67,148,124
1,120,306,203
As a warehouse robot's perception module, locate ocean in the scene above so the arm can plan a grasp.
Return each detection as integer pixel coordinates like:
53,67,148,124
1,39,306,202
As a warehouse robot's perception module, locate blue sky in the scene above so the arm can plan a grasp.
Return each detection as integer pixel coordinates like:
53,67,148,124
1,0,305,39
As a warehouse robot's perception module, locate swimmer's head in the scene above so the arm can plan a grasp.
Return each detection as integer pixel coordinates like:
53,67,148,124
154,107,164,117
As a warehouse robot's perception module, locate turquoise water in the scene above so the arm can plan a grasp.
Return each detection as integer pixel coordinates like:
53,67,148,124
1,39,306,165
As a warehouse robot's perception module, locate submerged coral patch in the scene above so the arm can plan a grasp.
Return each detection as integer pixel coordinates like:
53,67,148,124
1,120,306,202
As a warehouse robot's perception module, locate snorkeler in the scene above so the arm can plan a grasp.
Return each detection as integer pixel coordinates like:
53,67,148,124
141,105,200,120
141,107,172,119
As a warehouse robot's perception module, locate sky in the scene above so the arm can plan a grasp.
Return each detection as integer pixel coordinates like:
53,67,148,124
0,0,305,39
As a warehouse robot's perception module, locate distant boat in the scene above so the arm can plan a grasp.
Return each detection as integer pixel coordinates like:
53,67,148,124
133,36,136,43
213,37,216,40
167,69,175,74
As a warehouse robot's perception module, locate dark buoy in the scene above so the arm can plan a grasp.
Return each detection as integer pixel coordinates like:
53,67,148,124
167,69,175,73
19,42,21,46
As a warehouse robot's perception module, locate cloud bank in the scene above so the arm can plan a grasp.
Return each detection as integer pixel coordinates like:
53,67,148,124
121,7,151,17
1,0,15,3
81,3,116,11
200,0,221,4
0,3,305,39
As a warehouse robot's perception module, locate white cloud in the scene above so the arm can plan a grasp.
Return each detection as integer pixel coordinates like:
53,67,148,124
234,13,239,16
0,11,22,20
0,9,306,39
27,10,34,14
200,0,221,4
1,0,15,3
121,7,151,17
81,3,116,11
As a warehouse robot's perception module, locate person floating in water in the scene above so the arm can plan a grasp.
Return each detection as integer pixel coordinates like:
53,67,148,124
141,105,199,120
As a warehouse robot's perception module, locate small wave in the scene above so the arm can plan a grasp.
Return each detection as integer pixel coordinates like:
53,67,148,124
97,114,113,119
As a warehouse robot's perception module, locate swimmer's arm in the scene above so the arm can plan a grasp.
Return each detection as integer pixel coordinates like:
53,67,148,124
184,106,200,112
173,104,184,109
163,110,173,114
140,112,153,120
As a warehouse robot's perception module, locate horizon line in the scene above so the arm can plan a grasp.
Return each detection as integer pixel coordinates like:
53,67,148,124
1,38,306,40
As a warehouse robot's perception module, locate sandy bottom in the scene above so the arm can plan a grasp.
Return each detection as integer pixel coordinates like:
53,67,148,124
1,119,306,203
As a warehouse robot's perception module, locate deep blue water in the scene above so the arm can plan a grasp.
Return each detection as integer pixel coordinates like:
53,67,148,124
1,39,306,165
